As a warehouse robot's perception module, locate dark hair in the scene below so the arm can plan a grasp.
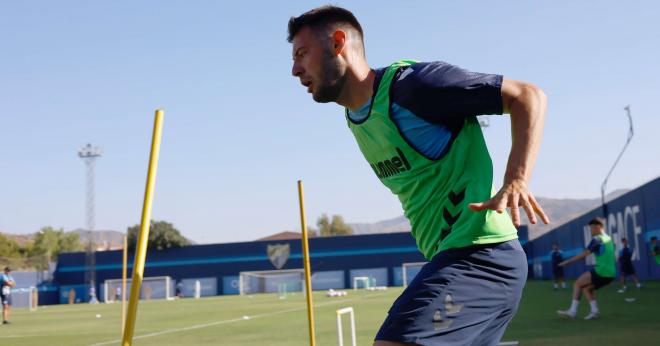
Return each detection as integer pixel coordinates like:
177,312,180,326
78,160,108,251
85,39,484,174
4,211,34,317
621,237,627,242
287,5,363,43
3,266,10,272
587,217,605,226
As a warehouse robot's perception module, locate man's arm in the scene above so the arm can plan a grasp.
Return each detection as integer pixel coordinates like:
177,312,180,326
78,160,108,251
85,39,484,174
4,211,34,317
559,249,590,267
469,78,550,227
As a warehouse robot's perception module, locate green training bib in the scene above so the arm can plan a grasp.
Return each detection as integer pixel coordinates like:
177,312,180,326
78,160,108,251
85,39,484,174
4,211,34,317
593,233,616,278
347,60,517,259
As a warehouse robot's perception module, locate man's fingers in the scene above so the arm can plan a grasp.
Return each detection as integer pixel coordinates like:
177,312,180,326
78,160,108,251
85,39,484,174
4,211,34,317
469,195,506,213
494,198,508,213
509,194,520,227
529,194,550,224
468,202,487,211
521,197,537,225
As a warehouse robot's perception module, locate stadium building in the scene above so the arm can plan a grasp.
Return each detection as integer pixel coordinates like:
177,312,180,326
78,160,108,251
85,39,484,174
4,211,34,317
37,177,659,305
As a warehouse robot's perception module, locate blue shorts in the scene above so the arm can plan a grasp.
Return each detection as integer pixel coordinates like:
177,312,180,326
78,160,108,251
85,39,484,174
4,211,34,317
620,263,635,276
589,270,614,290
376,240,527,346
0,294,11,306
552,266,564,279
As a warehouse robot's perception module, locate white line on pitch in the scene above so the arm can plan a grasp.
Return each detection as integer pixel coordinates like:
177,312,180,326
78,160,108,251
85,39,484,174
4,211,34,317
88,293,387,346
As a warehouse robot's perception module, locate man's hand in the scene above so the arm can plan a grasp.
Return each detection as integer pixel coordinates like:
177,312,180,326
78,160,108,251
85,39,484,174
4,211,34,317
558,260,568,267
468,78,549,228
469,178,549,228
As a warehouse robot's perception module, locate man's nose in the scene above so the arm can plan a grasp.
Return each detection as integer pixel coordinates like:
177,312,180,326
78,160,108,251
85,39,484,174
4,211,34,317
292,62,303,77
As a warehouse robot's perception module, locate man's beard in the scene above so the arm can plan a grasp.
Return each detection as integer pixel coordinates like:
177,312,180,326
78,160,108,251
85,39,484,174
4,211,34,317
312,49,347,103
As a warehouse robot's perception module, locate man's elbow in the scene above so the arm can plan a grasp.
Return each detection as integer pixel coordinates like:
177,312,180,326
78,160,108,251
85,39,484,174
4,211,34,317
503,79,547,114
519,83,547,110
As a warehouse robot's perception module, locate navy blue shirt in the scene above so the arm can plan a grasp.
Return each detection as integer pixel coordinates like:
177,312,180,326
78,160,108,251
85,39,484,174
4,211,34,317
551,250,563,268
619,246,633,265
348,61,503,160
587,237,604,255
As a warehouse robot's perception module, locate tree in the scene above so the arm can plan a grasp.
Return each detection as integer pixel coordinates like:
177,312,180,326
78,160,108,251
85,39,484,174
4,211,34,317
127,220,190,251
330,215,353,236
59,232,84,254
306,227,318,237
0,233,21,259
317,214,331,236
317,214,353,237
30,226,84,261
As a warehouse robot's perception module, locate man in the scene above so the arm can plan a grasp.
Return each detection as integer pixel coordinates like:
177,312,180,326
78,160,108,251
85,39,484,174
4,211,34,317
176,280,184,299
0,267,16,324
557,217,615,320
651,236,660,266
617,237,641,293
288,6,549,345
115,285,122,301
88,283,98,304
551,243,566,290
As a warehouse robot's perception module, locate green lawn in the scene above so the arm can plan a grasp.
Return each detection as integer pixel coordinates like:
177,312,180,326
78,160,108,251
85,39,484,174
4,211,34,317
3,281,659,345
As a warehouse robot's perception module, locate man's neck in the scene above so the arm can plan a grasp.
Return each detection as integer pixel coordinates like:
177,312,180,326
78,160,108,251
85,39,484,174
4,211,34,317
335,63,375,111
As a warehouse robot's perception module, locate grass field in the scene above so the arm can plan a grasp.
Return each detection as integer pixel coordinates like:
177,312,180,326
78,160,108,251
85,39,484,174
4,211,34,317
3,281,660,345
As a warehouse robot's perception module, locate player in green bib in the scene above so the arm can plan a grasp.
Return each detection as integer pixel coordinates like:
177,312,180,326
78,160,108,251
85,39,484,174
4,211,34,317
651,236,660,266
288,6,549,345
558,217,616,320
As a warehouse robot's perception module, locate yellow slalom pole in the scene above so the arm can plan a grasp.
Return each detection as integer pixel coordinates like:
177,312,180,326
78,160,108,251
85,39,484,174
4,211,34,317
297,180,316,346
121,110,164,346
121,235,127,335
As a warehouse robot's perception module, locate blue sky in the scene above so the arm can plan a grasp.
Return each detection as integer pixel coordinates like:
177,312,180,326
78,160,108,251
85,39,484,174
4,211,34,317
1,1,658,243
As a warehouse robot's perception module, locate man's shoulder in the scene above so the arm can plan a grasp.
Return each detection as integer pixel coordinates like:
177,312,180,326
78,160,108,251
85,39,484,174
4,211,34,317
389,61,455,87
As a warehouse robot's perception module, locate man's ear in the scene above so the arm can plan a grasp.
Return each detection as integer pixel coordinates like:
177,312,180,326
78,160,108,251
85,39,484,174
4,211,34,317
332,30,346,55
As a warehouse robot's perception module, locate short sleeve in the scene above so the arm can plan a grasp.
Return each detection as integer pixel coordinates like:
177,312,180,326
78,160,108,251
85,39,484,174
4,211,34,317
390,61,504,126
587,238,602,253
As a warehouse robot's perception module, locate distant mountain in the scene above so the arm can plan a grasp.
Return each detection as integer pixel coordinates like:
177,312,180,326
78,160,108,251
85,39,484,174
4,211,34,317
0,229,127,250
527,189,629,239
349,216,410,235
349,189,631,239
3,233,33,247
71,229,127,248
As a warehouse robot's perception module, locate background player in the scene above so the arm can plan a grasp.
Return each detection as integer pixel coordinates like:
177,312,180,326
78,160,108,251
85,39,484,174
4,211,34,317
557,218,615,320
551,243,566,289
617,237,641,293
0,267,16,324
651,236,660,267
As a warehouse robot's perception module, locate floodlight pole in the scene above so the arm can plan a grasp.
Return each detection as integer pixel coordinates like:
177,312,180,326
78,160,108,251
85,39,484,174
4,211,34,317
78,143,102,301
600,105,633,217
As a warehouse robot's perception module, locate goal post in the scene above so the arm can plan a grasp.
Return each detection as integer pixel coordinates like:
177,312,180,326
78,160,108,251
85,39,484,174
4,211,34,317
29,286,38,311
10,286,38,311
352,276,374,290
402,262,427,287
104,276,172,303
336,307,356,346
239,269,304,296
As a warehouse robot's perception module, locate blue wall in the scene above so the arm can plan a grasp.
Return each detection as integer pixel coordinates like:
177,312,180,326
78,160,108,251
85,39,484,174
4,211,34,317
50,171,660,306
528,176,660,280
55,232,429,302
46,177,659,305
